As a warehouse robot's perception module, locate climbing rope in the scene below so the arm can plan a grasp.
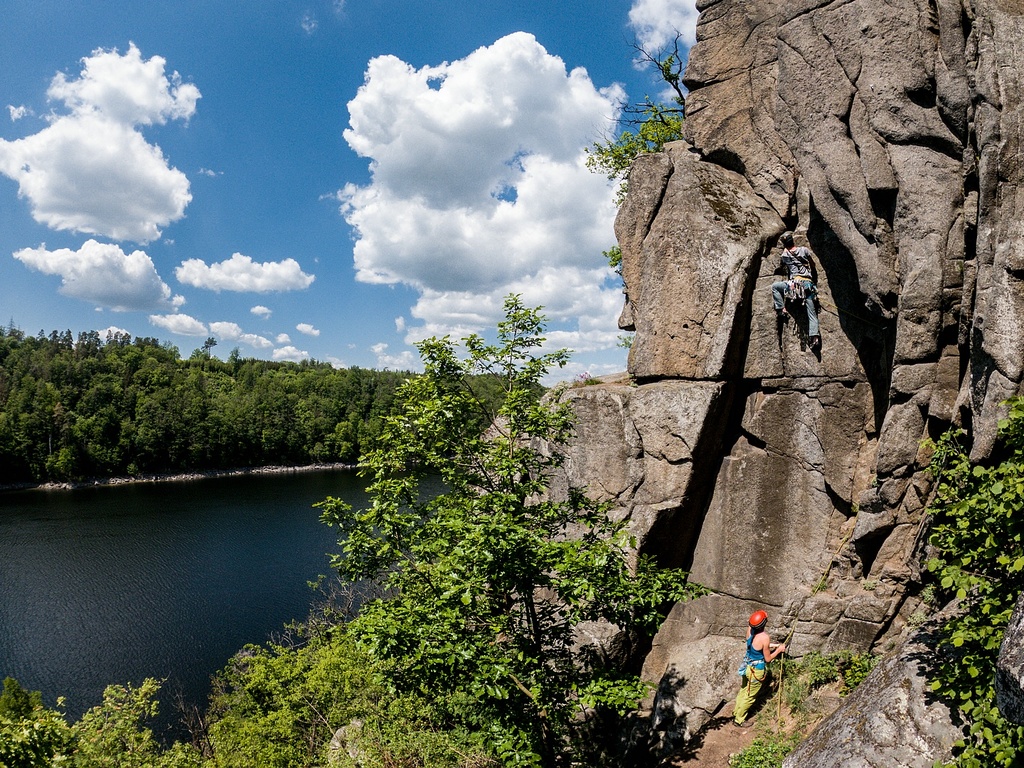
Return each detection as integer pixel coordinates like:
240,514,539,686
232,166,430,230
814,295,892,331
772,521,858,723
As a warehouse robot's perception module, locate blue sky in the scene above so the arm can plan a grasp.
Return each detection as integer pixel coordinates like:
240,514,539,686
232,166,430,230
0,0,697,381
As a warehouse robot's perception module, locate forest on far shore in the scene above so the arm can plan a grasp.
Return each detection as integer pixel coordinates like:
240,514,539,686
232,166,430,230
0,325,502,485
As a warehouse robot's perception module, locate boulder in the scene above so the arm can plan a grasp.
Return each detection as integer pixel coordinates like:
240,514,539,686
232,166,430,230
328,719,365,766
682,0,797,216
555,379,733,566
782,631,961,768
968,8,1024,458
688,383,874,606
639,594,759,746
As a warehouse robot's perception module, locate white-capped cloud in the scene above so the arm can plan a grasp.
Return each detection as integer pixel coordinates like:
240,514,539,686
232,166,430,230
628,0,699,50
8,105,29,121
0,43,198,243
175,252,315,292
46,43,199,125
13,239,182,311
339,32,623,355
296,322,320,337
209,320,274,349
370,342,416,371
273,345,309,362
100,325,131,339
404,265,622,349
276,333,291,344
250,305,272,318
149,312,207,336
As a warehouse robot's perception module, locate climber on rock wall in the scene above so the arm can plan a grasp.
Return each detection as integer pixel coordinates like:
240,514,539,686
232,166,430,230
771,231,820,350
733,609,787,727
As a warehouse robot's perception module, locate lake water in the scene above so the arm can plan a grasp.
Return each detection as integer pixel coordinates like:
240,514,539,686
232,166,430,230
0,469,365,732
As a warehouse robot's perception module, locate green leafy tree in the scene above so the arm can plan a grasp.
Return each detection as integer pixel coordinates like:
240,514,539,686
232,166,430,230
317,296,703,767
69,679,201,768
0,677,71,767
924,399,1024,768
205,625,491,768
0,677,44,720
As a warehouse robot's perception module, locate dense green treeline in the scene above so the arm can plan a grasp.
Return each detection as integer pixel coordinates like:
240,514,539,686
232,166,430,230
0,326,420,484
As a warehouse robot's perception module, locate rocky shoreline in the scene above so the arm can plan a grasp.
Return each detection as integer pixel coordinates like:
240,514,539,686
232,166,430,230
0,463,357,494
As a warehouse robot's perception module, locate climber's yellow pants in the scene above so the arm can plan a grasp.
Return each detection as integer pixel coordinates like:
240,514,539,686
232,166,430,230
733,665,768,724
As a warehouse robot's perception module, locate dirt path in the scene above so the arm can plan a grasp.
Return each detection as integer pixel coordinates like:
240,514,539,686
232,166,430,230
660,713,761,767
655,690,835,767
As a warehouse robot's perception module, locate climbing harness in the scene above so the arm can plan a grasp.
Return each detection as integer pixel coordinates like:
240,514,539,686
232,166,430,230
743,664,767,697
738,632,768,676
783,275,817,302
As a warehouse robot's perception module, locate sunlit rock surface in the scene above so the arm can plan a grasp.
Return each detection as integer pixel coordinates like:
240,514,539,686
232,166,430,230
558,0,1024,759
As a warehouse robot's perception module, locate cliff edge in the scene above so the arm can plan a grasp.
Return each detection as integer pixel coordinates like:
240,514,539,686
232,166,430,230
558,1,1024,763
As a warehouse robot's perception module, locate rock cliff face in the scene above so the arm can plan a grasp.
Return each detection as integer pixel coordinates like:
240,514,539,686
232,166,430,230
559,0,1024,758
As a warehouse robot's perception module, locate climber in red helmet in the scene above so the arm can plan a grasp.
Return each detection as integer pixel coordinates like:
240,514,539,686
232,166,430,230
733,609,786,727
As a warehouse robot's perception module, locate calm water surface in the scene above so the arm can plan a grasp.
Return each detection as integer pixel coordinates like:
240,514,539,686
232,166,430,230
0,469,365,729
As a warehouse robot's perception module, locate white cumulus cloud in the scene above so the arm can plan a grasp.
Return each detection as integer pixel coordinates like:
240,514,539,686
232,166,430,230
100,325,131,339
338,32,624,354
628,0,699,50
8,105,30,121
209,320,274,349
296,322,319,337
273,345,309,362
13,239,182,311
250,305,272,318
47,43,199,125
149,312,208,336
276,333,291,344
0,43,198,243
175,252,315,292
404,265,623,350
371,342,416,371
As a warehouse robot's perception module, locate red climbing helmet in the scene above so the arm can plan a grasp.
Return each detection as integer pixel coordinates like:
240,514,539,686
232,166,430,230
749,610,768,629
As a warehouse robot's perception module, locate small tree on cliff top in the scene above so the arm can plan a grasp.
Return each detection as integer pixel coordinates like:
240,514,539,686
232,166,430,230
586,33,686,206
317,296,703,767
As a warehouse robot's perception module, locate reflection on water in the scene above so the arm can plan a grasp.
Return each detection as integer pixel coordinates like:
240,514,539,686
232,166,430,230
0,469,365,733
